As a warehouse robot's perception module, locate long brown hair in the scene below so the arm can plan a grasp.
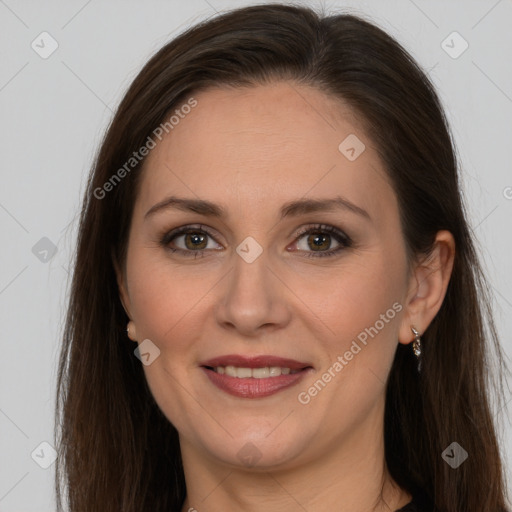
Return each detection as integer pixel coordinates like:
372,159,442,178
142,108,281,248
55,4,511,511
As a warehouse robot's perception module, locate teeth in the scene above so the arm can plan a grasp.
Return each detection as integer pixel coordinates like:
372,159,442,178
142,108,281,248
253,367,269,378
214,366,297,378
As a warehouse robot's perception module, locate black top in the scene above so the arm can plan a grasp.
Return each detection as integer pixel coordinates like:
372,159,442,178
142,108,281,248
396,493,434,512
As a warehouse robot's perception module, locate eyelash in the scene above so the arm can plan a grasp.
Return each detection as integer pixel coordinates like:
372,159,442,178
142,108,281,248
159,223,352,259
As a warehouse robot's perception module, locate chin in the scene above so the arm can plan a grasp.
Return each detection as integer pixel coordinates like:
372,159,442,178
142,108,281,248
195,423,314,471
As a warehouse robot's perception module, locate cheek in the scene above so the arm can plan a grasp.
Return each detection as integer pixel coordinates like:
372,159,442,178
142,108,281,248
125,253,212,429
295,254,405,341
125,251,208,353
294,253,406,412
295,267,404,426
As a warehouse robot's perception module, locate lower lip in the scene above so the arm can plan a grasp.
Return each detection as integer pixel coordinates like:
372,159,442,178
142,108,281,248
201,367,311,398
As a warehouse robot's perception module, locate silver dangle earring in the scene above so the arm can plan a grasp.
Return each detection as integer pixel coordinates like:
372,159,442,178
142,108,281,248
411,326,422,372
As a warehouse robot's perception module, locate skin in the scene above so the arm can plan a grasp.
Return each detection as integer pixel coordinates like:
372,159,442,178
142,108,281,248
115,81,455,512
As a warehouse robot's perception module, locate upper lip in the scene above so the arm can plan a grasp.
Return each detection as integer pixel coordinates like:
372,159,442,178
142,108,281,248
200,355,312,370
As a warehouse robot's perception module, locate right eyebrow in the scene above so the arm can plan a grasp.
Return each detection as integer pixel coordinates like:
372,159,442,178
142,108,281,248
144,196,225,220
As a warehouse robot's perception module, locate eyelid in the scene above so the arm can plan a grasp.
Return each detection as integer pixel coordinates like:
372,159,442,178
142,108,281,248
160,224,222,246
292,223,351,243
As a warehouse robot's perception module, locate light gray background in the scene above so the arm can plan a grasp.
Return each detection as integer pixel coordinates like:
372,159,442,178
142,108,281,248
0,0,511,510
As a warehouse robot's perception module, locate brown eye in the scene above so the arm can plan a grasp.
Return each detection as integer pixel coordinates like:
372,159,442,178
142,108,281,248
292,224,352,258
183,232,208,250
305,232,333,251
160,225,223,257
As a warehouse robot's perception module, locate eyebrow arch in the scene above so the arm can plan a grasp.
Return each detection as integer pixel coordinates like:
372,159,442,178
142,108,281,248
144,195,371,221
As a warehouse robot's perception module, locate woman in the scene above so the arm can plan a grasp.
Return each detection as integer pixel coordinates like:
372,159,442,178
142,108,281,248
55,4,511,511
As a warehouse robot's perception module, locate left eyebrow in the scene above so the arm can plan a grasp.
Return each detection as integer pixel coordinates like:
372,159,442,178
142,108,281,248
279,196,371,221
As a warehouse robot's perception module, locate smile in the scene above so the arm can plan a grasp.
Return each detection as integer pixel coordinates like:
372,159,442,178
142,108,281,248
200,355,313,398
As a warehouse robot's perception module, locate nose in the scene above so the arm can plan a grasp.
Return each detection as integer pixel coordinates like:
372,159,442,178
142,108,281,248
214,247,291,337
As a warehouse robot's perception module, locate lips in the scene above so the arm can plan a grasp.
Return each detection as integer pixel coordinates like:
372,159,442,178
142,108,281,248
200,354,313,399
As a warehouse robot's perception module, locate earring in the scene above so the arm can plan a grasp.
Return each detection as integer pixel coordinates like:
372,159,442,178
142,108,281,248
126,320,137,341
411,326,422,372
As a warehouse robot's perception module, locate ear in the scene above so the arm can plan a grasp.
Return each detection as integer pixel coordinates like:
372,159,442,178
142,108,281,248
112,249,132,319
398,230,455,344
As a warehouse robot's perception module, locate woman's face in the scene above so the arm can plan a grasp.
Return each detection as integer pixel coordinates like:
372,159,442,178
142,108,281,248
118,81,414,470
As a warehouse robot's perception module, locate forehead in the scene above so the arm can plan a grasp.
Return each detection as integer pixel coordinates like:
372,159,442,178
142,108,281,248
136,81,395,223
